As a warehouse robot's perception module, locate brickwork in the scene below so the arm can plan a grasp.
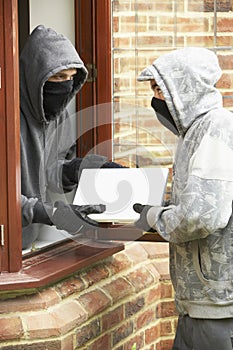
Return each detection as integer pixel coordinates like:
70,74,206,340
0,242,177,350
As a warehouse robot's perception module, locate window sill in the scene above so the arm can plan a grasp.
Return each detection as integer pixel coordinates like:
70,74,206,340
0,226,165,296
0,237,124,295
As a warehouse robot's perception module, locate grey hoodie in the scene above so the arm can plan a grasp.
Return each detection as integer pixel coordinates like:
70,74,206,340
139,48,233,319
20,26,88,245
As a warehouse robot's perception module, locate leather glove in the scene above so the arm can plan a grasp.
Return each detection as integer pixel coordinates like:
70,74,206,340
52,200,106,234
62,154,125,186
133,203,156,232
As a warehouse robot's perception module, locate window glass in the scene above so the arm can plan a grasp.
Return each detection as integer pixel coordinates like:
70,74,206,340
112,0,233,173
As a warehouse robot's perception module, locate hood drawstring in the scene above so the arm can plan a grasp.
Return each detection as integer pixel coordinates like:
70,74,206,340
55,118,59,190
42,121,47,202
42,119,60,201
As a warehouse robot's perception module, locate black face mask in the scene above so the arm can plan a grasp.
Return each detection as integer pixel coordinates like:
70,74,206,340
151,97,179,135
43,80,73,120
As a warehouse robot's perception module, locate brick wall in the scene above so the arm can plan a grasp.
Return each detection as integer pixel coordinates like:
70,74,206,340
0,242,177,350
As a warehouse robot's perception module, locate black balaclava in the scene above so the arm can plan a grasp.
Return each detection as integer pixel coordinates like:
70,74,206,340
43,80,74,120
151,97,179,135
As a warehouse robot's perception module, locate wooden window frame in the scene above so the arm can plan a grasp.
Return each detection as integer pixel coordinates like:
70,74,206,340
75,0,112,159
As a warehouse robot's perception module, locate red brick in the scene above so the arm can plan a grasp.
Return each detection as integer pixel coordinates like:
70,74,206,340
145,323,160,344
153,261,170,281
0,289,60,313
218,54,233,70
137,35,173,47
156,338,174,350
82,264,109,287
125,297,144,318
107,251,132,274
102,305,124,332
124,242,148,264
222,93,233,108
122,334,144,350
145,285,161,305
52,300,87,333
216,73,233,89
156,301,177,318
0,317,24,340
77,289,111,317
136,308,155,330
145,263,161,283
160,282,173,299
55,275,85,298
75,319,100,347
217,18,233,32
160,320,173,336
102,277,134,302
126,267,154,292
24,312,60,338
203,0,232,12
61,334,74,350
141,242,169,259
186,35,214,46
88,334,111,350
217,35,233,46
113,320,134,346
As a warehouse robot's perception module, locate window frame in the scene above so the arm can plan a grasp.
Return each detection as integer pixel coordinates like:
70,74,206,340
0,0,125,293
75,0,112,159
1,0,22,273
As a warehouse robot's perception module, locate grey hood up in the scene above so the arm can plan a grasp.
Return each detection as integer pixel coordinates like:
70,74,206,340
20,26,88,231
139,48,233,319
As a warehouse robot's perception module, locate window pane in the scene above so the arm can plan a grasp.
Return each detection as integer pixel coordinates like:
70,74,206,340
112,0,233,173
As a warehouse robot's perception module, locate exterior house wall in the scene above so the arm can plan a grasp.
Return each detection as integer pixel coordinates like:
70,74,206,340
0,242,177,350
1,1,232,349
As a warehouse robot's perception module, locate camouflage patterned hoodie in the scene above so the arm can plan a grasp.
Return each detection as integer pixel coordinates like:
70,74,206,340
138,47,233,319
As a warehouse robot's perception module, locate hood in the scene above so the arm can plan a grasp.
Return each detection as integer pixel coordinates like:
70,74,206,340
20,25,88,124
138,47,223,136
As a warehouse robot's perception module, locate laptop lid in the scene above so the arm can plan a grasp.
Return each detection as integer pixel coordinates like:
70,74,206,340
73,167,169,223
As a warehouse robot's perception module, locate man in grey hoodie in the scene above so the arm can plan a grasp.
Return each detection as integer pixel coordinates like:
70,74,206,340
20,25,122,249
134,48,233,349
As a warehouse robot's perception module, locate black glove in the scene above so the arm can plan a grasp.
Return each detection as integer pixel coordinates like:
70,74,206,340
52,200,106,234
62,154,125,186
133,203,155,232
33,201,53,225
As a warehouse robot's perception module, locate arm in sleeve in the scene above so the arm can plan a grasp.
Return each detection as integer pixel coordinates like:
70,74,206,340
147,134,233,243
21,194,38,227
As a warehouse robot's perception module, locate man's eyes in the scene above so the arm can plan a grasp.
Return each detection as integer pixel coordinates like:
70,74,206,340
51,74,75,81
53,75,67,80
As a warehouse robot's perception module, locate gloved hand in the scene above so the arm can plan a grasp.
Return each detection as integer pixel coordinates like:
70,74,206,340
52,201,106,234
33,201,53,225
62,154,125,186
33,200,105,234
133,203,155,232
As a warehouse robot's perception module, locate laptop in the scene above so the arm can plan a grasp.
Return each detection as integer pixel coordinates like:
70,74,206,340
73,167,169,223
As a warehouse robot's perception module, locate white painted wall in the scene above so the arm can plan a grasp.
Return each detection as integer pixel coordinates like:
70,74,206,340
29,0,75,44
29,0,76,116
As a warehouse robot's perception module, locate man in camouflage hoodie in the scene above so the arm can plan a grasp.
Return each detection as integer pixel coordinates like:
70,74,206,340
134,47,233,349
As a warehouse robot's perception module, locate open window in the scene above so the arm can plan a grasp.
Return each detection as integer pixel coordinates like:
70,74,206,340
1,0,233,292
0,0,124,292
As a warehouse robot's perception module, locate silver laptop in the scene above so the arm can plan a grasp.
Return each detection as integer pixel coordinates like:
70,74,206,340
73,167,169,223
